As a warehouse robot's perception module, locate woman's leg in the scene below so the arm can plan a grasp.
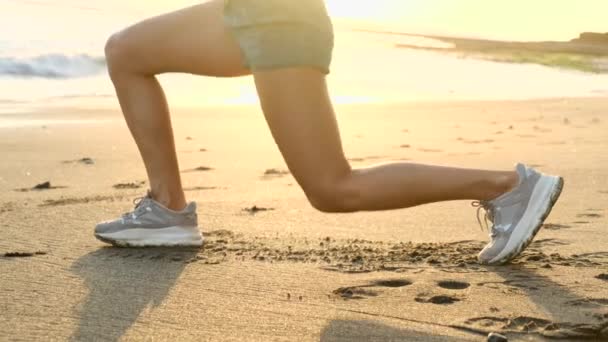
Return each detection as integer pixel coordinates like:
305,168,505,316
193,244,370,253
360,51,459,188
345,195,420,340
104,0,250,210
253,68,519,213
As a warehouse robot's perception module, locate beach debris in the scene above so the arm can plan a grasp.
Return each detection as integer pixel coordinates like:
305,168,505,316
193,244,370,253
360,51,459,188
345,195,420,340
39,195,119,207
113,181,146,190
34,181,52,190
243,205,275,215
596,273,608,281
487,332,508,342
62,157,94,165
15,181,68,192
263,168,290,177
4,251,46,258
182,166,214,173
183,186,218,191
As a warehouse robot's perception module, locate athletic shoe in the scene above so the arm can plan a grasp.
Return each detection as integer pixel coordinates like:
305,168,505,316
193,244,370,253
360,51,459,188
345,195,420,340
474,163,564,265
94,192,203,247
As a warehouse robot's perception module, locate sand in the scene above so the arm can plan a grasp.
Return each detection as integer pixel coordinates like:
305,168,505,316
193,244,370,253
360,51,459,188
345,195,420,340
1,97,608,341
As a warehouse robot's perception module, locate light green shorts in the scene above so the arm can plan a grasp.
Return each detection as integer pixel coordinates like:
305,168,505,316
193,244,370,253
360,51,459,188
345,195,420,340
224,0,334,74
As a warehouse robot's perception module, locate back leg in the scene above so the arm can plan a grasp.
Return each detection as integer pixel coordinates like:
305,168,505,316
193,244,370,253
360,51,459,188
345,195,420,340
253,68,519,213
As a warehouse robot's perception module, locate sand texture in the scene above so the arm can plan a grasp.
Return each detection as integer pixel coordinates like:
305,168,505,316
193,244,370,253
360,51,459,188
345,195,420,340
1,98,608,341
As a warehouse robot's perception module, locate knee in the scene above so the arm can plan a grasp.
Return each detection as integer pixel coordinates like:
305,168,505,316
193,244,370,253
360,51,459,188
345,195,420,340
304,176,362,213
104,31,131,76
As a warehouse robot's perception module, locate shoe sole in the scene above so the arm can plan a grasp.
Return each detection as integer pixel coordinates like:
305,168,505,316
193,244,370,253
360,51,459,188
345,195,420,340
95,226,203,247
484,175,564,265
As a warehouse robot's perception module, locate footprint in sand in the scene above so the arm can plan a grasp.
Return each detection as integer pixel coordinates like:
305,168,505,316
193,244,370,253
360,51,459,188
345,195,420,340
415,294,460,305
464,316,553,333
437,280,470,290
566,298,608,308
466,315,608,338
333,287,379,300
372,279,412,287
333,279,412,300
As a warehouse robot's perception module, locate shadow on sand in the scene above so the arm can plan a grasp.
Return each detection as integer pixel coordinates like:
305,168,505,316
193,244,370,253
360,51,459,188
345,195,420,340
320,320,471,342
70,247,197,341
488,265,608,339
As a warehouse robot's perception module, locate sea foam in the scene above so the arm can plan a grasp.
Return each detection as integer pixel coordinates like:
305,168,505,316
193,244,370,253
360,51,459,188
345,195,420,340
0,53,105,78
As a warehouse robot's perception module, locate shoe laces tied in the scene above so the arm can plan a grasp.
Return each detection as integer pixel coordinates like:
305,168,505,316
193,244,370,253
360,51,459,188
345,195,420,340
122,191,153,220
471,200,495,233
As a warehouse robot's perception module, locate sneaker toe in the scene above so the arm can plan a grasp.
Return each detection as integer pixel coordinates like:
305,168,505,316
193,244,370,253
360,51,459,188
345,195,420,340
477,242,501,264
94,220,118,235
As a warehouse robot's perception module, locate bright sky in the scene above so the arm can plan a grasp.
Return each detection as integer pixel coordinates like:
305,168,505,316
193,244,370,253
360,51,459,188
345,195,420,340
3,0,607,41
325,0,608,40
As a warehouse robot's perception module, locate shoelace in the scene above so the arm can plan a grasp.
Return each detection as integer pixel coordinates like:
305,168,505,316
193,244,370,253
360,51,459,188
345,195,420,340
122,191,152,220
471,200,495,233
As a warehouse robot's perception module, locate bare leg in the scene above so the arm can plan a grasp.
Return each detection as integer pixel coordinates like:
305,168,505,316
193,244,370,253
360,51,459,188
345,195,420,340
104,0,249,210
253,68,519,213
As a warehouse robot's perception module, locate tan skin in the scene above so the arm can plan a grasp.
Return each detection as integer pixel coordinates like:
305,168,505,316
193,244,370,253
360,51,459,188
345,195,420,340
105,0,518,213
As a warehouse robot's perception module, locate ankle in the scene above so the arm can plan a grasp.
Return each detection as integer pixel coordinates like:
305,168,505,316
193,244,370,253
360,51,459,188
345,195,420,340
486,171,519,201
151,189,187,211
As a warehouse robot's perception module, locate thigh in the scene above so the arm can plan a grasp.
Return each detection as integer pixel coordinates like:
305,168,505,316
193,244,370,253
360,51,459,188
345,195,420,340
253,68,350,189
111,0,249,77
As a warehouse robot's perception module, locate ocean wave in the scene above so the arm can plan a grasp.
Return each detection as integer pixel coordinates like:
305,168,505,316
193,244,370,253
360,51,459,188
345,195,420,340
0,54,106,78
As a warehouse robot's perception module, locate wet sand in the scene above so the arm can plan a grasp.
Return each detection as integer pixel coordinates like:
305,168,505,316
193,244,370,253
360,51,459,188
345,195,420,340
1,97,608,340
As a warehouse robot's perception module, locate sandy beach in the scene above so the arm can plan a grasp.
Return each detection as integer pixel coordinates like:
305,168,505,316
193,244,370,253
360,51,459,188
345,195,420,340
1,97,607,340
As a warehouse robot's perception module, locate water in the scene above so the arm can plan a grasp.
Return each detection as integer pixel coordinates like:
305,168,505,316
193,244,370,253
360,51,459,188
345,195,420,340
1,0,607,114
